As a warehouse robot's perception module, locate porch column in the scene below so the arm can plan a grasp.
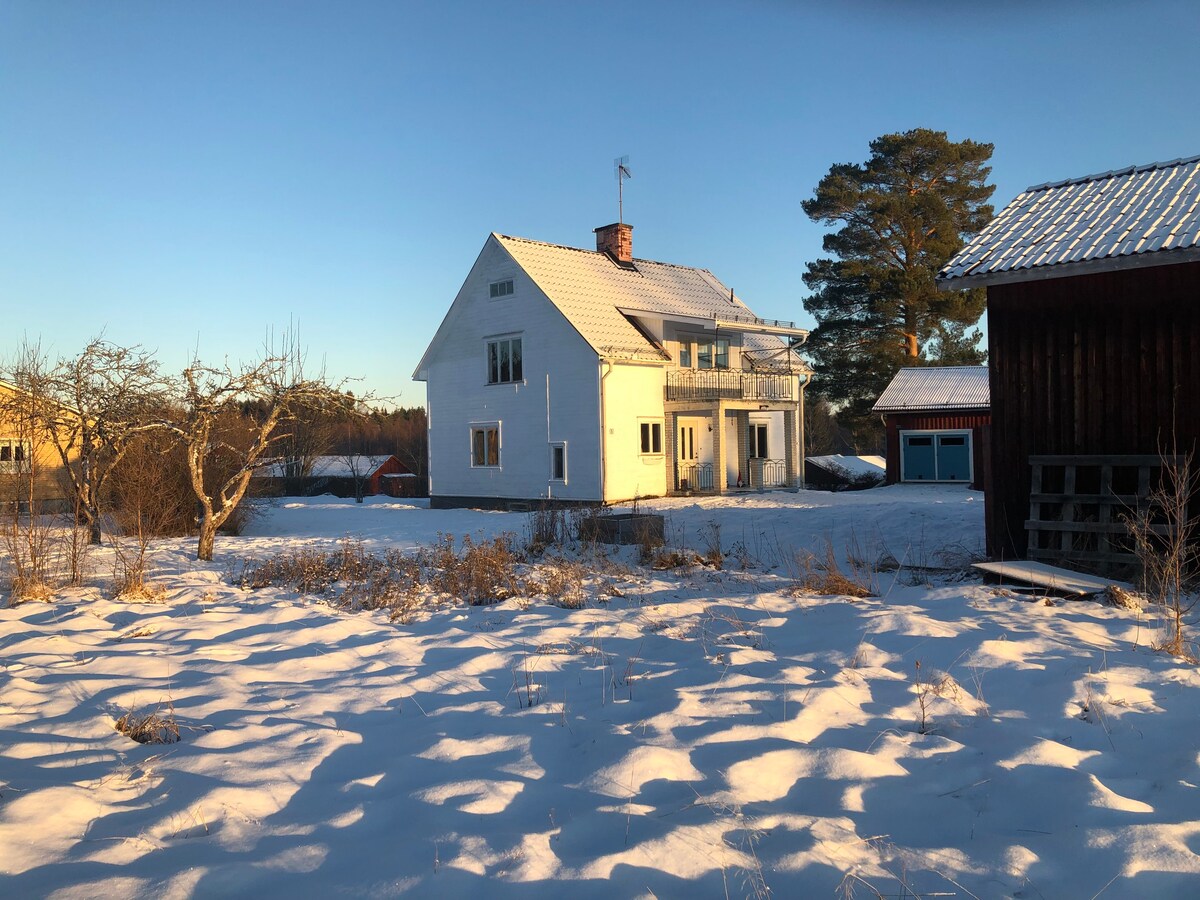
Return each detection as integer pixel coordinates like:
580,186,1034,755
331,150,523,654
664,410,678,494
784,404,800,488
713,404,727,492
734,410,749,487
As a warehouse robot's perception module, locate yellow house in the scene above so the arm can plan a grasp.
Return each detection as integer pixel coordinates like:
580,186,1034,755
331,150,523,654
0,379,75,511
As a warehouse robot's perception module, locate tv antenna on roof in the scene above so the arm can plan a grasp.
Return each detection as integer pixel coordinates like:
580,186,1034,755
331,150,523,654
614,155,632,224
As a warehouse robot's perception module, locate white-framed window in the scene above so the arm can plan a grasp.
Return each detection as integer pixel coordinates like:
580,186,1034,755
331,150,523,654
0,440,30,474
471,423,501,467
678,340,692,368
489,279,514,299
550,442,567,482
639,420,663,455
748,424,768,459
486,336,523,384
697,338,730,370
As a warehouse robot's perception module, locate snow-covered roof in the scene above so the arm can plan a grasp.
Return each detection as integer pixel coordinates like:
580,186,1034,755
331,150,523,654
872,366,990,413
807,455,886,479
939,155,1200,288
494,234,807,364
260,455,398,479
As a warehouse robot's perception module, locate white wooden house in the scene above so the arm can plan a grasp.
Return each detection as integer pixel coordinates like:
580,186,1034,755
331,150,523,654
413,222,810,508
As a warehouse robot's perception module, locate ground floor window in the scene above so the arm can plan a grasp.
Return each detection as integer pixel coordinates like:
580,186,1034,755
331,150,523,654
639,420,663,455
0,440,30,473
748,423,768,459
550,442,566,481
471,424,500,467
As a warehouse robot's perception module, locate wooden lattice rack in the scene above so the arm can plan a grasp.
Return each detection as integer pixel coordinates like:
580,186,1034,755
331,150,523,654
1025,454,1179,575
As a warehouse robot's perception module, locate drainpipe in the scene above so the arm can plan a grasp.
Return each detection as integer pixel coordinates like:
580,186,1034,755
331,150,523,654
798,370,812,490
599,359,612,503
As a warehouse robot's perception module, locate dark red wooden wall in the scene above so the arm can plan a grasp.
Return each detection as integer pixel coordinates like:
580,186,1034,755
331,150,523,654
985,260,1200,560
884,411,990,490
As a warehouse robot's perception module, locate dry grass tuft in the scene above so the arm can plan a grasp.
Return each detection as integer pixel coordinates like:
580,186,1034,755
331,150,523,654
114,704,181,744
789,544,873,598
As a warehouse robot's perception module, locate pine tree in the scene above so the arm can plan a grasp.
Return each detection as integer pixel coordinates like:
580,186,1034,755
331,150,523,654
801,129,994,446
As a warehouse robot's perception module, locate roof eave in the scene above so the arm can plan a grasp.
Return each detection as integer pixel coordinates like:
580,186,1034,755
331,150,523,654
939,244,1200,291
872,404,991,414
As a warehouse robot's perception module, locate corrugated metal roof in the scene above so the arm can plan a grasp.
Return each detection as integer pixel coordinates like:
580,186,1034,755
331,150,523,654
495,234,807,364
938,155,1200,287
872,366,990,413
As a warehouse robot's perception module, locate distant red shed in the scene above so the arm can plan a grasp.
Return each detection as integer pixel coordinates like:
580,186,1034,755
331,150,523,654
872,366,990,491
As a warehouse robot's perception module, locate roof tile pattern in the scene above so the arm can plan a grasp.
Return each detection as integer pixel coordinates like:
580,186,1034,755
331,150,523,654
939,156,1200,286
872,366,990,413
496,234,800,362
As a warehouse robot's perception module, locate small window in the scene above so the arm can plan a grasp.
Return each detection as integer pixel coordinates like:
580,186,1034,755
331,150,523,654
639,421,663,455
678,341,692,368
908,436,933,446
471,425,500,467
486,337,523,384
939,436,966,446
550,443,566,481
489,279,514,299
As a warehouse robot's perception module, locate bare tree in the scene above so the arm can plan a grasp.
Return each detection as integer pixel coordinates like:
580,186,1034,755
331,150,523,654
0,348,60,599
8,339,168,545
165,347,350,561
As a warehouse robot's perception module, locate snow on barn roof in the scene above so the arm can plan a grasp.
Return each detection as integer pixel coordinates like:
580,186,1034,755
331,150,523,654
260,455,398,479
938,155,1200,288
493,234,807,364
872,366,990,413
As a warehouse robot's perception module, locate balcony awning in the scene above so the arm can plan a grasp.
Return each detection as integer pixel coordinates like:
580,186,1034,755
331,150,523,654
616,307,809,340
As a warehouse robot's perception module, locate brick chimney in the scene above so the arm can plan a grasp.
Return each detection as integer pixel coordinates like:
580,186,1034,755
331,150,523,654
594,222,633,262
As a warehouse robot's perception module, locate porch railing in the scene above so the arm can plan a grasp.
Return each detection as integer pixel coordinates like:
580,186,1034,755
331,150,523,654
666,370,797,402
676,462,715,493
746,458,788,488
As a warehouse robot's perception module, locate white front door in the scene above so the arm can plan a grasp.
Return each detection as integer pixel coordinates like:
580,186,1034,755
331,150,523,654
677,417,713,490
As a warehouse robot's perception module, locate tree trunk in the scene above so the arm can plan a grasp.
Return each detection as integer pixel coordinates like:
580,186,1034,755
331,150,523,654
904,331,919,358
89,519,102,546
197,521,217,561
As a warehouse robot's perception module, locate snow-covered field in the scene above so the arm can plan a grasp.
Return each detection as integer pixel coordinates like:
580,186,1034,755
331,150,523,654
3,487,1200,898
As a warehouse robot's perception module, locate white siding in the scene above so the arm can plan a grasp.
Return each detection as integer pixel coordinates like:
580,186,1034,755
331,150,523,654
424,237,602,503
601,362,668,502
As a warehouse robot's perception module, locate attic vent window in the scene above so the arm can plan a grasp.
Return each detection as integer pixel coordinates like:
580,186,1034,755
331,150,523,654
489,279,514,299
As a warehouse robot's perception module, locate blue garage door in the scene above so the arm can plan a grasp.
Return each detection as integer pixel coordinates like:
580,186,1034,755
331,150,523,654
901,435,936,480
936,434,971,481
901,432,972,482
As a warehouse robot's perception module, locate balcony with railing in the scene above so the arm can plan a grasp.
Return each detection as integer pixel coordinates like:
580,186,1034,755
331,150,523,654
666,369,798,403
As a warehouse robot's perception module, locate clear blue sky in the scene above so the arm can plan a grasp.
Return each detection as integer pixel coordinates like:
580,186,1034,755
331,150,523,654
3,1,1198,406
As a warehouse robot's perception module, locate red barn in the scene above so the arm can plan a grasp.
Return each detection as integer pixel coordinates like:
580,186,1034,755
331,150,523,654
872,367,989,491
938,155,1200,572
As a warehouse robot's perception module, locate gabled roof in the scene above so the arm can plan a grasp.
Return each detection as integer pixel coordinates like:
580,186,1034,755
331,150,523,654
939,155,1200,288
872,366,990,413
259,455,402,479
494,234,805,363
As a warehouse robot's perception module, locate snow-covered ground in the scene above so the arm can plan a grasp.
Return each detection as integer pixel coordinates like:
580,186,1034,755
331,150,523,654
3,486,1199,898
